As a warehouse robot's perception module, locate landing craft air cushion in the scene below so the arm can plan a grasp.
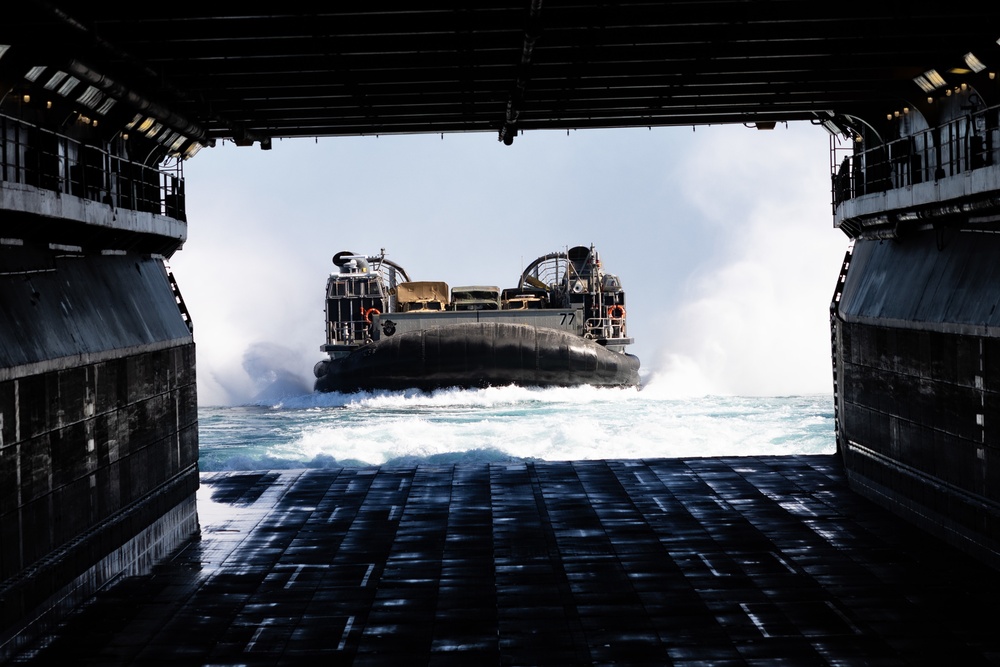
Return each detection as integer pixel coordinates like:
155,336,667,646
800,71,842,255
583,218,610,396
313,245,640,392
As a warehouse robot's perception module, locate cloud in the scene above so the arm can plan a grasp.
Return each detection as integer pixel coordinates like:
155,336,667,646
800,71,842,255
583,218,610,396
644,123,849,395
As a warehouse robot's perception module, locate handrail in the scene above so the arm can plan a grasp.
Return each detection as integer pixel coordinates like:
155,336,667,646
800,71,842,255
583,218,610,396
0,113,186,221
831,104,1000,210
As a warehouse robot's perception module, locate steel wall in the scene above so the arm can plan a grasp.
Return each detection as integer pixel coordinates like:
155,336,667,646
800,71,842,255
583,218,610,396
835,232,1000,568
0,250,199,658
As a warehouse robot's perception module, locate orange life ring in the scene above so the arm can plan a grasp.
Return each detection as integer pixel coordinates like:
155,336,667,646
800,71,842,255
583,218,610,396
607,304,625,319
363,307,381,323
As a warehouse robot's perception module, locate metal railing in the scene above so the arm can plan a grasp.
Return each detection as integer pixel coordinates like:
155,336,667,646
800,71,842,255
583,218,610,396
0,113,186,221
832,105,1000,210
585,316,627,341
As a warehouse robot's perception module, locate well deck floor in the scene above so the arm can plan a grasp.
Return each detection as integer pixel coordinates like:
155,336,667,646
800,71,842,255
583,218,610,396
9,455,1000,665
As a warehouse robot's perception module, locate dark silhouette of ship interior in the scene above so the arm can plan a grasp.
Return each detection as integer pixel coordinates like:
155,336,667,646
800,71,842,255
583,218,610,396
4,4,1000,663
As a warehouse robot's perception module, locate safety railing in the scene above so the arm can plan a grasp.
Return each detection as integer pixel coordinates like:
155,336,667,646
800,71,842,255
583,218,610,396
0,113,185,221
585,316,627,341
832,105,1000,209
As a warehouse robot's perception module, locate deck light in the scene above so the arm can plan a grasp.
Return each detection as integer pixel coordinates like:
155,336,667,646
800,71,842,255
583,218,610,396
914,69,946,93
819,117,843,135
56,75,78,97
76,84,102,109
964,52,987,73
22,94,29,103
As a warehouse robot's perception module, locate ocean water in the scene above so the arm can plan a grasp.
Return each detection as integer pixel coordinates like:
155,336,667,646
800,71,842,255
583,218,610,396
197,380,836,471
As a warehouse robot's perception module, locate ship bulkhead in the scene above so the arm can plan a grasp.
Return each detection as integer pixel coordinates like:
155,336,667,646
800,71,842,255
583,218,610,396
830,89,1000,568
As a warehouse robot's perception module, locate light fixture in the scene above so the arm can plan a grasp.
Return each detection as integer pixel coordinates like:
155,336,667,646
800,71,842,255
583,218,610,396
76,85,102,109
965,52,987,73
914,69,946,93
992,72,997,80
22,94,29,103
894,110,900,118
886,113,893,120
903,107,909,114
961,82,968,91
927,96,934,104
820,118,842,135
45,100,51,109
56,75,79,97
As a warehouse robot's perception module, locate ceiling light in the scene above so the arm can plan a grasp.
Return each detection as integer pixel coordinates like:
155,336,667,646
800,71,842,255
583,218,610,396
76,85,102,109
24,66,45,82
43,71,68,90
820,119,842,135
965,52,987,73
56,75,79,97
914,69,946,93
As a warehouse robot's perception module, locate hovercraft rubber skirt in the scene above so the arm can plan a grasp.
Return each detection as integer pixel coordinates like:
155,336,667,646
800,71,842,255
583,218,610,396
314,321,640,392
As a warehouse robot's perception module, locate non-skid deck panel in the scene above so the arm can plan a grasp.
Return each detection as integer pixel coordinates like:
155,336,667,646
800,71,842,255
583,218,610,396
9,455,1000,666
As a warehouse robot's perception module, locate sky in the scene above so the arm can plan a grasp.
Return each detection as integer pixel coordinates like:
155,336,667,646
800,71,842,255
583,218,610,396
168,122,851,406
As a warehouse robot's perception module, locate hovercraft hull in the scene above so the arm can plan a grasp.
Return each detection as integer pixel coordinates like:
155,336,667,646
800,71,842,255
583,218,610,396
314,321,640,393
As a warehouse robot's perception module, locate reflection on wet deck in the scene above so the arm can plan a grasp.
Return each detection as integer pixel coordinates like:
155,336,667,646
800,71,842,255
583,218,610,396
10,456,1000,665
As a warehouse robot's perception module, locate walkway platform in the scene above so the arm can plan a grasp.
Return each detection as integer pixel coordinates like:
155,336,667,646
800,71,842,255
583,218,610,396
9,455,1000,665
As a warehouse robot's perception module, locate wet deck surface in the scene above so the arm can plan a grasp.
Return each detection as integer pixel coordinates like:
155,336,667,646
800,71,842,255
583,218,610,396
9,455,1000,665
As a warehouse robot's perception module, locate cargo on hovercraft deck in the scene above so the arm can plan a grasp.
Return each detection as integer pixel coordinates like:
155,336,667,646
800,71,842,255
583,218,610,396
313,245,640,392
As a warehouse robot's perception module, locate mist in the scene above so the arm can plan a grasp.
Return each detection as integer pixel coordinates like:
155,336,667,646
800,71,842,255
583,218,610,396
170,123,849,406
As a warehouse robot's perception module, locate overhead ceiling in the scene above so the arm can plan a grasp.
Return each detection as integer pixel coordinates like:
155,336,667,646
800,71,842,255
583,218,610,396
5,2,1000,148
